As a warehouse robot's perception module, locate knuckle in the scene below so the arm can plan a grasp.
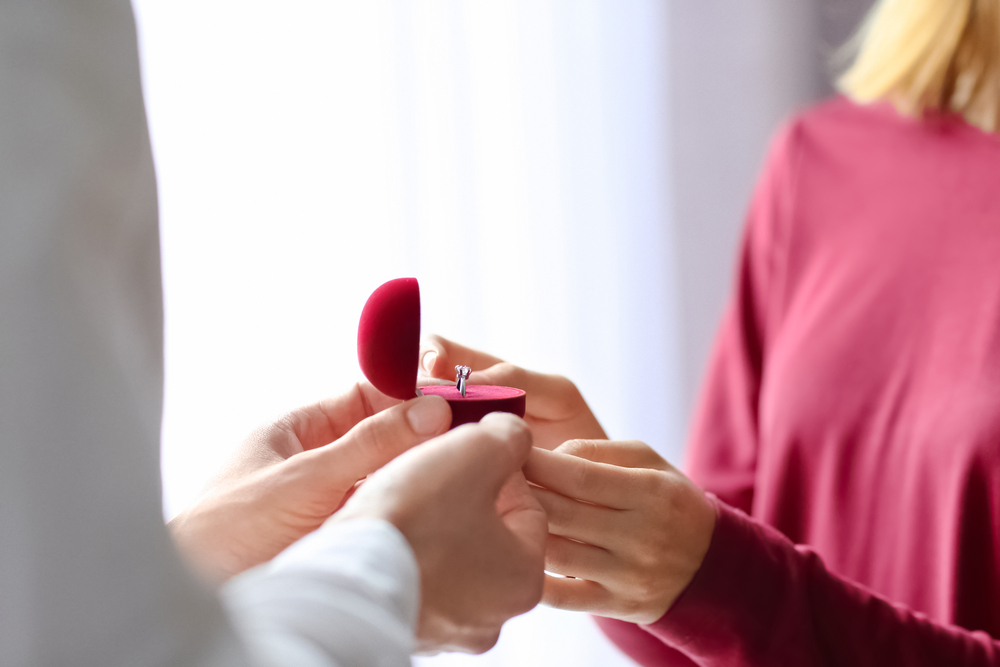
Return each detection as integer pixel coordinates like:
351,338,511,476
630,541,660,573
595,470,623,500
507,413,532,438
552,374,579,397
619,595,646,621
545,540,573,572
542,581,569,608
556,439,592,458
245,415,303,461
571,461,614,502
355,415,402,461
272,411,298,435
423,333,445,349
550,374,582,406
629,441,671,471
492,362,525,387
481,411,530,444
617,570,659,609
548,495,578,527
514,572,544,614
349,381,377,418
570,461,592,497
637,469,671,498
472,630,502,654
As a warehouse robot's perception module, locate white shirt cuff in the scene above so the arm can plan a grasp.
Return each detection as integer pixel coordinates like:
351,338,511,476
221,519,419,667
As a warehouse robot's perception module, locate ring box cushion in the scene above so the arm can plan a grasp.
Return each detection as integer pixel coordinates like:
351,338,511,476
420,385,526,428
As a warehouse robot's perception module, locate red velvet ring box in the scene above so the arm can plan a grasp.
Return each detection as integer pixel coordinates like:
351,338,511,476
357,277,526,429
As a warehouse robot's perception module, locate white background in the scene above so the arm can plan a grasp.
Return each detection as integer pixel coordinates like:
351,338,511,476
133,2,682,665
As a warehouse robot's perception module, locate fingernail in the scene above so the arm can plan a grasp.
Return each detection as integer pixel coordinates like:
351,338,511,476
407,396,451,435
419,349,438,373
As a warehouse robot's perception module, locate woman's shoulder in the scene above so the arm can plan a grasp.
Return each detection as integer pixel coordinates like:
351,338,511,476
782,95,1000,161
750,98,868,185
794,95,887,126
771,96,897,161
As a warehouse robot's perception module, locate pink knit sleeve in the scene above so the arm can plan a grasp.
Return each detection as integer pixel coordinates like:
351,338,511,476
641,497,1000,666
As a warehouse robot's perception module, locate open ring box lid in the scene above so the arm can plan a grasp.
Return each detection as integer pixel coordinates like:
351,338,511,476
357,277,526,429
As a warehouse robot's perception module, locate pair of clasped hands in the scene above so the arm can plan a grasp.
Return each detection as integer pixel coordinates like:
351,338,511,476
169,336,716,654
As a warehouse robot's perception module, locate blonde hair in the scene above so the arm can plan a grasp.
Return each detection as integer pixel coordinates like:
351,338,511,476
838,0,1000,133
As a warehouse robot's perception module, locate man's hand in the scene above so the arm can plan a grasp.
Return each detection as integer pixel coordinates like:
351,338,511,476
334,413,547,655
419,334,607,449
169,383,452,583
524,439,716,624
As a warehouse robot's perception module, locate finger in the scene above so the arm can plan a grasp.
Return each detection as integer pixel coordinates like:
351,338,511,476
497,471,539,516
416,376,454,388
542,575,613,614
238,382,392,463
417,412,534,506
497,472,548,558
463,413,536,500
419,334,505,379
555,439,673,472
335,478,366,512
468,363,594,422
524,447,640,509
531,486,623,547
352,411,536,519
544,534,616,581
273,382,404,453
421,336,607,437
301,395,451,484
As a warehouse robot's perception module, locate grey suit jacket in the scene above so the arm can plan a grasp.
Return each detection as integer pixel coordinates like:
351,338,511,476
0,2,417,665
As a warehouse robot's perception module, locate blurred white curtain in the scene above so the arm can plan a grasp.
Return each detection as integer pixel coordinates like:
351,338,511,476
134,1,679,665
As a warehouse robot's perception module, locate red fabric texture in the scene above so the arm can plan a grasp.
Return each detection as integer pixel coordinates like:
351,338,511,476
357,277,420,400
599,98,1000,665
642,498,999,665
420,385,526,428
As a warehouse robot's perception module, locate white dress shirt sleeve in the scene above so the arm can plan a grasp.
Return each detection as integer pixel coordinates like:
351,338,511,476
224,519,420,667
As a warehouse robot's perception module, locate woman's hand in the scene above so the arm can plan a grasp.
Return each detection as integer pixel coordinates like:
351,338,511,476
419,334,607,450
168,383,452,584
523,439,716,624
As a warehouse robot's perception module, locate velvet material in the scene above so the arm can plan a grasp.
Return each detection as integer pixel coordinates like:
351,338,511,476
358,278,528,422
420,385,526,429
639,498,999,665
357,277,420,401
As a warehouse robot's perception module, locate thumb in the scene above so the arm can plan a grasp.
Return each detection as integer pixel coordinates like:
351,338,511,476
449,412,535,503
496,471,548,554
303,395,451,485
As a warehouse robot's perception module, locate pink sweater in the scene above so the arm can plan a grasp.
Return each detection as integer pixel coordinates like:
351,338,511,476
599,98,1000,665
